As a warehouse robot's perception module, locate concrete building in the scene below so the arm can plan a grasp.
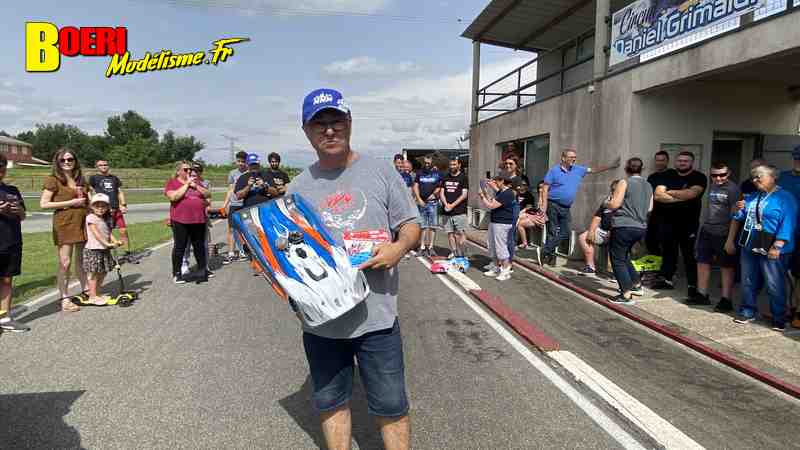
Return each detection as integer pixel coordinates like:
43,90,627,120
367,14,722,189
462,0,800,256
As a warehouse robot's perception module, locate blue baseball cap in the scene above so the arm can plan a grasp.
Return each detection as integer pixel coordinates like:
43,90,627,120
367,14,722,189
793,145,800,160
246,153,260,165
302,88,351,125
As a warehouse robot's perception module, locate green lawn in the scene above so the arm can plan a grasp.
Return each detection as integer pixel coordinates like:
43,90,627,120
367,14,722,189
23,190,226,212
6,165,299,191
12,220,175,305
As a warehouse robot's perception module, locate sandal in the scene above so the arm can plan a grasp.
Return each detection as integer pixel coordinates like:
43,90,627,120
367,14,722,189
61,298,80,312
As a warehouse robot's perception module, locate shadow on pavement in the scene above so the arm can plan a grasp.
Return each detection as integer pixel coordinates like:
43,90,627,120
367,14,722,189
0,390,86,449
280,375,385,450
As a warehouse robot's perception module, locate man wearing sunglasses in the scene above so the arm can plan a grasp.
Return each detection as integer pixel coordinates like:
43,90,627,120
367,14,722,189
235,153,278,207
288,88,420,450
685,162,739,310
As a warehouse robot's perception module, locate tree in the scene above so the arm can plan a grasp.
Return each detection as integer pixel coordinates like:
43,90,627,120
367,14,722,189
106,110,158,147
108,136,160,168
160,130,204,163
0,130,10,137
19,124,90,163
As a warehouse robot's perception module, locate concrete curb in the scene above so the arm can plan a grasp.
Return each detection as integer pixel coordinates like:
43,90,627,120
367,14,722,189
466,236,800,401
468,289,560,351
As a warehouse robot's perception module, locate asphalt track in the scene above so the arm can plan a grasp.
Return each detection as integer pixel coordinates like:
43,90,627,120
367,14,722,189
3,228,800,449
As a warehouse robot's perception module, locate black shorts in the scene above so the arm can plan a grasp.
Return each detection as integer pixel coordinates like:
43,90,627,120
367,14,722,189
695,230,736,268
0,245,22,277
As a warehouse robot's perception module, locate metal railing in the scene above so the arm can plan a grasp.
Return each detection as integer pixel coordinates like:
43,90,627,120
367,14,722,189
476,53,594,115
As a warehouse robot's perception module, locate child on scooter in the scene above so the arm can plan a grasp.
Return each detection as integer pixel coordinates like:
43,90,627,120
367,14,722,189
83,193,122,305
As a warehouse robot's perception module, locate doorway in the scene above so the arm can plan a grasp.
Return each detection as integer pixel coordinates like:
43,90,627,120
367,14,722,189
712,132,757,184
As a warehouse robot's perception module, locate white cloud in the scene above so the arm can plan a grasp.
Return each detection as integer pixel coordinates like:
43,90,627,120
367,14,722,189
322,57,421,77
183,0,390,16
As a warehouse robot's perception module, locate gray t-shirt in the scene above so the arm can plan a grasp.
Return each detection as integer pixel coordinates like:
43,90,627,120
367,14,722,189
227,168,247,208
701,180,740,236
612,176,652,229
288,154,420,339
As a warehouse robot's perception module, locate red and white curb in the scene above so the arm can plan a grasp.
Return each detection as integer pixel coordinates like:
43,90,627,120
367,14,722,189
417,255,703,449
467,236,800,402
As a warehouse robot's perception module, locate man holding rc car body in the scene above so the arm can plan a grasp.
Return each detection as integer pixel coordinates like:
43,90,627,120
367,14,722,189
289,88,420,450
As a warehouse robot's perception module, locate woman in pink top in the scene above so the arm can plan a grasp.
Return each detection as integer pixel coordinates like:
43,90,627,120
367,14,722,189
164,161,211,283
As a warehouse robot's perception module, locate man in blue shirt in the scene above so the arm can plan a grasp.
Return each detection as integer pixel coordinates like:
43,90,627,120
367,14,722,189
539,149,620,265
778,145,800,327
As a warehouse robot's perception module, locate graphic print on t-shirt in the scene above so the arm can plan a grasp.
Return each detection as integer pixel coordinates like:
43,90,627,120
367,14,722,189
319,190,368,230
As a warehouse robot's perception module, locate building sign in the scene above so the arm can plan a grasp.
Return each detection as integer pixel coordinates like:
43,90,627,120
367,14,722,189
610,0,765,66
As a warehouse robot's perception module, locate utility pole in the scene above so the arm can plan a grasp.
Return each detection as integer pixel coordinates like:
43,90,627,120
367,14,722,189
221,134,239,163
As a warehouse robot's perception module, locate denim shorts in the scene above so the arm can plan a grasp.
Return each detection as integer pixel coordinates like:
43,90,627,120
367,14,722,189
442,214,467,233
302,319,409,417
419,202,440,229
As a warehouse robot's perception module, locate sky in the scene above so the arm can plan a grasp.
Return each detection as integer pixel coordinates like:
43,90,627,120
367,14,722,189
1,0,535,167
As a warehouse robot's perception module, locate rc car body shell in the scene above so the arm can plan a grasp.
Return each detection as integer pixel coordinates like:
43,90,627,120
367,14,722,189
232,193,370,327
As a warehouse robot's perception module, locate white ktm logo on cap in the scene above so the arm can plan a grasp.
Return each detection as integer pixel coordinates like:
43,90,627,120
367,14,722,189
313,93,333,105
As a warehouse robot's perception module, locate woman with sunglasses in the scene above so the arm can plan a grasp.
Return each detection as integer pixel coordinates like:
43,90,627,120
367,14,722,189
165,160,211,284
725,165,798,330
500,155,529,188
40,148,89,312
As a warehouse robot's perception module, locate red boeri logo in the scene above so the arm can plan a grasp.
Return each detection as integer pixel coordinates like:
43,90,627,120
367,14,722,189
25,22,248,77
26,23,128,71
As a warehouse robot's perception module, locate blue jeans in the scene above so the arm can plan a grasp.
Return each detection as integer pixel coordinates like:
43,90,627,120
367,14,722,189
543,201,571,256
302,319,409,417
610,227,646,293
419,202,440,230
739,250,791,325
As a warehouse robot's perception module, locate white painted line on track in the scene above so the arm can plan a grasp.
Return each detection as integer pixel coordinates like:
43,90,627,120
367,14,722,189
416,257,647,450
549,350,704,449
450,247,706,449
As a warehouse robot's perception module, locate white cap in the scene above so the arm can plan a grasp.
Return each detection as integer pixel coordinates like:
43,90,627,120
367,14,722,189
90,193,110,205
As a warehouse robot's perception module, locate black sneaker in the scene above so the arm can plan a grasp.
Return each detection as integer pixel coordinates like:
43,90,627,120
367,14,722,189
610,294,635,305
173,275,186,284
630,285,645,297
543,254,557,266
578,265,596,276
733,314,755,324
206,270,216,279
651,278,674,290
685,292,711,306
772,321,786,332
0,319,30,333
222,254,235,265
714,297,734,313
687,285,698,299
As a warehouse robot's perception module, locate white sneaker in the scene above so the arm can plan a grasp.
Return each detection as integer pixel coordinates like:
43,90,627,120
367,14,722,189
496,268,512,281
483,268,500,277
447,252,455,259
482,263,497,271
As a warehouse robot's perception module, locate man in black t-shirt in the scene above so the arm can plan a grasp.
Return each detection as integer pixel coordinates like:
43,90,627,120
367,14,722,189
652,151,708,297
235,153,278,208
645,150,670,256
89,160,129,246
265,152,291,198
439,159,468,258
0,154,30,332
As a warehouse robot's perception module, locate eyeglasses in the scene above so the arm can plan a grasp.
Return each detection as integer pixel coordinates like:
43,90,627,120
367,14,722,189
180,168,191,172
269,160,279,164
308,119,348,134
710,172,728,178
59,157,75,163
504,162,515,166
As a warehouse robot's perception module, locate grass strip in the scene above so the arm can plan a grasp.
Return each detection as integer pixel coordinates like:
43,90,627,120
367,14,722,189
12,219,175,305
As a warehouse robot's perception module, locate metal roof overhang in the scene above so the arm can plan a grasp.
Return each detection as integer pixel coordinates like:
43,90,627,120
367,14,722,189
461,0,631,52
